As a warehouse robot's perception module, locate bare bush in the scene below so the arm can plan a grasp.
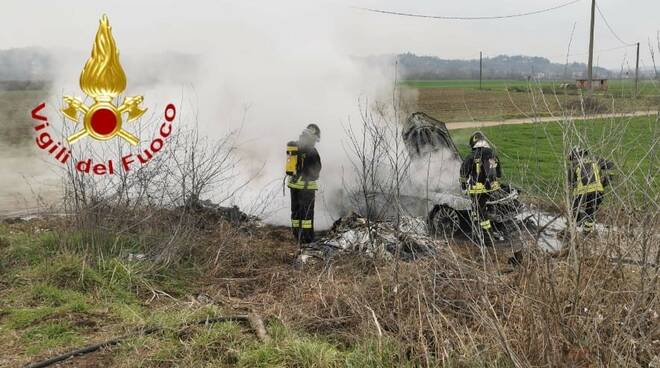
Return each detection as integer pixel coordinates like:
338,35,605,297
57,99,243,266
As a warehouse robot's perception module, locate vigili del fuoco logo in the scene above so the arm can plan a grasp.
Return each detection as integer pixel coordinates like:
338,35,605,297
30,14,177,176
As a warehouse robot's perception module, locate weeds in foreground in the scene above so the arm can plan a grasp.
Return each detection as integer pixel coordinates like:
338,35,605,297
0,222,416,367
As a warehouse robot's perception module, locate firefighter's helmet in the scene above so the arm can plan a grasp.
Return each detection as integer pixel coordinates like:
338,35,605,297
568,146,588,161
469,131,486,149
306,123,321,142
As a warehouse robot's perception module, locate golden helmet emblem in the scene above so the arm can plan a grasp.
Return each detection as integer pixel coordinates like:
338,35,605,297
62,15,146,145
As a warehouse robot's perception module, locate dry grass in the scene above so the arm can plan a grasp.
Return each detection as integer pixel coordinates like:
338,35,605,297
1,194,658,367
201,211,659,367
406,86,658,122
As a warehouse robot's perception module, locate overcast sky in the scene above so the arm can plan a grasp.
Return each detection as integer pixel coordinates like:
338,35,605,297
1,0,657,69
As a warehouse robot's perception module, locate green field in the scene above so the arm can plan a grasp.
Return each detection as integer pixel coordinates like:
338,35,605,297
449,115,659,199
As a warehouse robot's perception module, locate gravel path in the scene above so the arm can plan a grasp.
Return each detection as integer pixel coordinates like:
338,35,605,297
446,110,658,130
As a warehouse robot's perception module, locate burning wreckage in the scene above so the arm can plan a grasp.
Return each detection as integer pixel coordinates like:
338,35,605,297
299,112,569,263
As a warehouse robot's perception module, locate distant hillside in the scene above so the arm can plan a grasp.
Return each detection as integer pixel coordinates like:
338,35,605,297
367,53,613,80
0,47,53,81
0,47,199,87
0,48,618,84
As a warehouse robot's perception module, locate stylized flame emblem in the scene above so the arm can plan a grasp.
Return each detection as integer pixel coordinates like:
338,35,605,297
62,15,146,145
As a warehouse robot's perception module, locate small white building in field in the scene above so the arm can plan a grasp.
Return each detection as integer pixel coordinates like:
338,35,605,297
576,78,608,91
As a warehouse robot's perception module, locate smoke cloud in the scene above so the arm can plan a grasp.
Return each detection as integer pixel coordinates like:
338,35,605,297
4,1,467,227
185,2,393,227
21,1,391,227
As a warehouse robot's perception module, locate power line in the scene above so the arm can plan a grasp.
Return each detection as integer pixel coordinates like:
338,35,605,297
353,0,582,21
595,3,635,46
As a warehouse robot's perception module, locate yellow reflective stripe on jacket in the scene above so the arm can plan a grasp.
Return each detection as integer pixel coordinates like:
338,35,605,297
468,181,500,194
480,220,492,230
291,219,300,228
301,220,313,229
287,177,318,190
573,162,604,195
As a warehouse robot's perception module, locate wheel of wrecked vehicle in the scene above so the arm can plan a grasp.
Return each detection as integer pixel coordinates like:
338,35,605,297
428,204,460,240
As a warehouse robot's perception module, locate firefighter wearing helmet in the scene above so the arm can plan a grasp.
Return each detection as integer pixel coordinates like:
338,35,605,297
459,131,502,246
285,124,322,245
567,146,614,233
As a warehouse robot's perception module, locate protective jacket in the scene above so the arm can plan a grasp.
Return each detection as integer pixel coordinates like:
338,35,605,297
287,145,322,190
569,156,613,231
569,157,613,195
460,147,502,194
288,143,321,244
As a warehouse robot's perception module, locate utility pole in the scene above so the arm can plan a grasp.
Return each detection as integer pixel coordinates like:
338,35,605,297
586,0,596,96
479,51,483,90
635,41,640,97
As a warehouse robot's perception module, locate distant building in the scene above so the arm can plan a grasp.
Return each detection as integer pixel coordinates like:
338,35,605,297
576,78,608,91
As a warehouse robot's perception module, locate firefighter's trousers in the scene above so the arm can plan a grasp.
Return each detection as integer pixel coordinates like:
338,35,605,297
470,192,494,245
572,191,603,230
290,188,316,244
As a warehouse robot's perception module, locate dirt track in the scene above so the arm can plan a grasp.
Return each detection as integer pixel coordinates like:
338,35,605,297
445,110,658,130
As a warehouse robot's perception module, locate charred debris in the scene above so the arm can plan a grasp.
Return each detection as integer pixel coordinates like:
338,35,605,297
296,112,571,263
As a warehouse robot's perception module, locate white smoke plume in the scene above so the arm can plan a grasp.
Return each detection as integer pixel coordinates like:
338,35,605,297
4,1,463,228
19,1,392,228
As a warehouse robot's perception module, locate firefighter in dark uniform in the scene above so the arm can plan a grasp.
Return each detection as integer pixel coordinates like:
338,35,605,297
287,124,322,244
460,131,502,246
568,147,613,233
